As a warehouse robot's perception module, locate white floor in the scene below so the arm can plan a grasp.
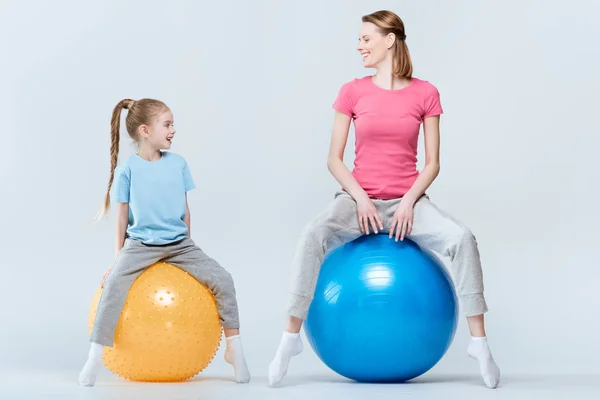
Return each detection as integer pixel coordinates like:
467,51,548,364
1,370,599,400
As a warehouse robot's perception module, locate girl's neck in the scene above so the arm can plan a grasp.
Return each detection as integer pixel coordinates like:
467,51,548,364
137,147,162,162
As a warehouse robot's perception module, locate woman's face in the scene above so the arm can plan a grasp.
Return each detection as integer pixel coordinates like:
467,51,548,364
356,22,393,69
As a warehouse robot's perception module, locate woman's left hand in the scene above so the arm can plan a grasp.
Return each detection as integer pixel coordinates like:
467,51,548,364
389,199,415,242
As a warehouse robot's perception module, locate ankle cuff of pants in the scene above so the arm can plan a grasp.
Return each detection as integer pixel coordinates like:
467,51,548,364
221,319,240,330
459,293,488,317
90,334,113,347
287,292,313,320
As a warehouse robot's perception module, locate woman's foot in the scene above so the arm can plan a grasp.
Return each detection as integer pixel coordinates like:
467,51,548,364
268,331,304,386
78,343,103,386
224,335,251,383
467,336,500,389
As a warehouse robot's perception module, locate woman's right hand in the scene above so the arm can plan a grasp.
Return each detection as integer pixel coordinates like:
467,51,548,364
326,111,383,234
356,196,384,234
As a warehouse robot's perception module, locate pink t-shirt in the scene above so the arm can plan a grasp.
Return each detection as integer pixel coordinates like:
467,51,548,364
332,76,443,199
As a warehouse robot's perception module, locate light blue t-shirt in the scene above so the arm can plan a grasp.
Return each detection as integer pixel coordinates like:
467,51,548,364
111,151,195,245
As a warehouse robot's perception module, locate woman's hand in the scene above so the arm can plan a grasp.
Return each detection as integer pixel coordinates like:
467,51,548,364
387,115,440,242
356,196,384,234
327,111,384,235
389,199,416,241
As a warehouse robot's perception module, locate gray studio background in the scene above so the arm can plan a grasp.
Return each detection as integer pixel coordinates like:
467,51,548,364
1,0,599,380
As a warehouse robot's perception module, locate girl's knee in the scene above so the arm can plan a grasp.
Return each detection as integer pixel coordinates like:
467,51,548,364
102,273,119,290
212,268,236,295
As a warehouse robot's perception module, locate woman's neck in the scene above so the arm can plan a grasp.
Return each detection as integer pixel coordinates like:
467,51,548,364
373,58,411,90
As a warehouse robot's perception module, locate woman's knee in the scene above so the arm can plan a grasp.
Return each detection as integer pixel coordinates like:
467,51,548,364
298,217,329,247
449,223,478,250
459,225,477,243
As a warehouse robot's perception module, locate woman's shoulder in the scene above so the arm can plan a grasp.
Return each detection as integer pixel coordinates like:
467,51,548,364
339,75,372,89
410,77,441,95
334,76,373,100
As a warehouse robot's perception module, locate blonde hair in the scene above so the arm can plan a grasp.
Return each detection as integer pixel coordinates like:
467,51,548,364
98,98,169,219
362,10,413,79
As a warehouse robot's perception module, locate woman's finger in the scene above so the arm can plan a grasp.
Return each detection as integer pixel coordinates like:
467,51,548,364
400,219,408,241
389,216,397,238
369,214,379,234
396,218,405,241
375,213,384,231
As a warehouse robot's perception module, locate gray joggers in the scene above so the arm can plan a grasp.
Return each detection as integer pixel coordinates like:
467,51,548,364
90,237,239,347
287,191,488,319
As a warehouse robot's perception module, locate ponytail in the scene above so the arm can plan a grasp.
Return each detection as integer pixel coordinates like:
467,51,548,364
96,99,135,220
393,37,412,79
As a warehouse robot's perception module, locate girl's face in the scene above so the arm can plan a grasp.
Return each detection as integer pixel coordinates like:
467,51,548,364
139,109,175,151
356,22,393,69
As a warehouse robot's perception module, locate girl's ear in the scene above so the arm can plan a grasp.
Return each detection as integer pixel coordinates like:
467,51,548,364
138,124,150,138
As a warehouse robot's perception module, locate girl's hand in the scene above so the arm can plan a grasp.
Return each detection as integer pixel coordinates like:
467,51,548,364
389,199,415,241
100,267,112,288
356,196,384,234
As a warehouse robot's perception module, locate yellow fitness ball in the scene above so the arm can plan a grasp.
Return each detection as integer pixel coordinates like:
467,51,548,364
87,262,222,382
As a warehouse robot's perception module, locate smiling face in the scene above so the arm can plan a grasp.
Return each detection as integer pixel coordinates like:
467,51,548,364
139,109,175,151
357,21,394,68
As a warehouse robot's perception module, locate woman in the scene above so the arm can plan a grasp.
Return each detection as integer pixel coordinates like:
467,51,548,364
268,10,500,389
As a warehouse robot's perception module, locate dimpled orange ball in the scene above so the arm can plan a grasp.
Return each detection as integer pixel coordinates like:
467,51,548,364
87,262,222,382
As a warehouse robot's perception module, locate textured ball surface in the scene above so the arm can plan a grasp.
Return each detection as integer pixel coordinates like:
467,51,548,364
304,234,458,383
88,262,222,382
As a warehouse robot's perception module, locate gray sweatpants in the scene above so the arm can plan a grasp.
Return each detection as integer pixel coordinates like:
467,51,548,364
91,237,239,347
287,191,488,319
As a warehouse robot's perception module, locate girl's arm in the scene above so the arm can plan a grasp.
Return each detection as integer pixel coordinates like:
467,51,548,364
101,202,128,287
114,202,129,258
402,116,441,204
184,195,191,238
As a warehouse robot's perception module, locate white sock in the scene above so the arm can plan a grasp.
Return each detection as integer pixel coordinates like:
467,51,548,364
78,342,103,387
268,331,303,386
224,335,251,383
467,336,500,389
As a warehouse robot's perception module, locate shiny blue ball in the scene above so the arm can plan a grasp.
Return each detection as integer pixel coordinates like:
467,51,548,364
304,234,458,382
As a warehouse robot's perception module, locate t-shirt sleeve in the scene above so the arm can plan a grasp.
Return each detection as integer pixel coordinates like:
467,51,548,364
112,166,130,203
182,160,196,192
332,81,355,117
423,85,443,118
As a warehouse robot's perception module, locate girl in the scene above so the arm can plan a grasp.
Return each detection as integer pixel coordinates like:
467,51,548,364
79,98,251,386
268,10,500,389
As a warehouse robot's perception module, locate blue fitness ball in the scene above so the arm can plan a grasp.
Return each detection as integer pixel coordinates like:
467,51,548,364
304,234,458,383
